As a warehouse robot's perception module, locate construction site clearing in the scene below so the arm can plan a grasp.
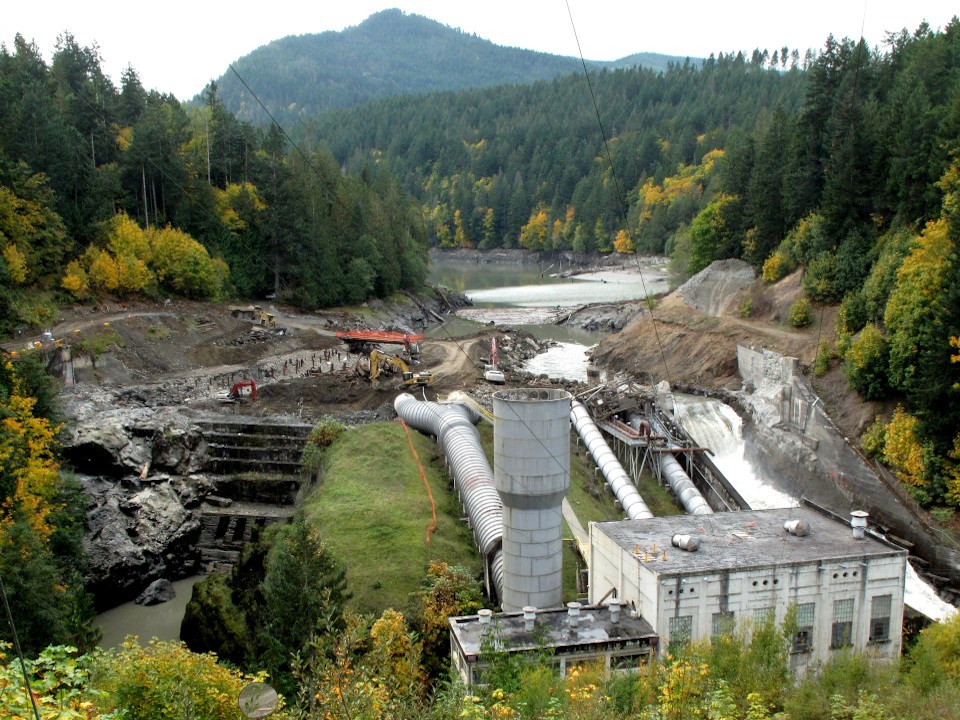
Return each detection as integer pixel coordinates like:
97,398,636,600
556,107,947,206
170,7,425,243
14,292,562,424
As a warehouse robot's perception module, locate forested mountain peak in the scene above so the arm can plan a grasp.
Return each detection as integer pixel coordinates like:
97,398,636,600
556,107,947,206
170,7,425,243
208,8,696,124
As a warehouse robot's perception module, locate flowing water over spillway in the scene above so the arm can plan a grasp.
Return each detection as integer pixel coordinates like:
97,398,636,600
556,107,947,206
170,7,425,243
672,394,798,510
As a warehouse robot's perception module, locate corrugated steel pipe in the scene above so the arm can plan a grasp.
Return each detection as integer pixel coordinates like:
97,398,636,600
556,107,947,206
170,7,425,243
658,451,713,515
570,400,653,520
394,393,504,598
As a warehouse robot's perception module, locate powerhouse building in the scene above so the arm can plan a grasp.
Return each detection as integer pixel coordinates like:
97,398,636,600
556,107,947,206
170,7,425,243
588,505,908,671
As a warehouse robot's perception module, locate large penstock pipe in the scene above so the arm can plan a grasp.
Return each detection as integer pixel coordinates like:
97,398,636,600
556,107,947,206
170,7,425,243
570,400,653,520
394,393,504,600
659,451,713,515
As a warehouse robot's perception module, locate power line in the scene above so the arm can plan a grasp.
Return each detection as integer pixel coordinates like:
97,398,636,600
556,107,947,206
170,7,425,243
228,65,575,546
565,0,674,390
0,575,42,720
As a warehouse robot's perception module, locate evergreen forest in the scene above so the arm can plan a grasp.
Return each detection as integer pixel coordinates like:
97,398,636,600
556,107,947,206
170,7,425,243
0,32,430,335
212,9,693,124
304,21,960,513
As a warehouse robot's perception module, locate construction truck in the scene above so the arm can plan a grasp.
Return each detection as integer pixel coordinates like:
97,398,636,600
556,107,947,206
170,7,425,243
231,306,276,327
369,350,432,388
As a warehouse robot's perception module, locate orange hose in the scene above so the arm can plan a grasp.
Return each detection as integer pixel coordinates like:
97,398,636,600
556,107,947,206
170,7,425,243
398,418,438,544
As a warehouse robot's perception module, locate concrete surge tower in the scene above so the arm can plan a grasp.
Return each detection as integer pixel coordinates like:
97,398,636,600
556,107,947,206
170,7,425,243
493,388,571,611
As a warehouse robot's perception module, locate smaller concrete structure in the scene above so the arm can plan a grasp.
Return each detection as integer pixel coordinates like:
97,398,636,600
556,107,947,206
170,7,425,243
449,604,658,686
588,505,908,673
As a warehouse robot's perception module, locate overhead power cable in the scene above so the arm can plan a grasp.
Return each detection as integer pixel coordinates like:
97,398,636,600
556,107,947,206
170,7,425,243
229,65,573,548
565,0,674,389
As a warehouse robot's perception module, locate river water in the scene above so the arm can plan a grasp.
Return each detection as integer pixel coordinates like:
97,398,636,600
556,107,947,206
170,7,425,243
95,576,201,648
429,257,668,381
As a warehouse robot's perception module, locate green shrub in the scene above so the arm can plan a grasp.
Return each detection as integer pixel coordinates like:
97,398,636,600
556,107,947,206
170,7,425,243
75,328,124,362
836,290,868,336
788,297,813,328
843,323,890,400
860,417,887,457
738,295,754,318
931,507,955,524
813,339,833,377
91,638,280,720
761,251,789,283
802,251,842,302
302,416,347,477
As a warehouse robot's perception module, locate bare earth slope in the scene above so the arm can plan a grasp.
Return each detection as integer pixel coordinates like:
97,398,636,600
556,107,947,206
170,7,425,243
592,261,813,390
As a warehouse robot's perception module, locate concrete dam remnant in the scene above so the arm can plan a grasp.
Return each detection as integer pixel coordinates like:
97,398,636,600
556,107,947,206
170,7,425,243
196,419,312,568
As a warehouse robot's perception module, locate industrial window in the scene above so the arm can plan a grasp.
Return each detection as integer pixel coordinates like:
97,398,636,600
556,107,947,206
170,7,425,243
832,598,854,649
753,607,774,625
669,615,693,648
869,594,892,643
793,603,815,652
712,611,736,637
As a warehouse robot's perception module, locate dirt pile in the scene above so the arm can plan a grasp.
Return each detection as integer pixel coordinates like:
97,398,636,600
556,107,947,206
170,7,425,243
591,261,822,393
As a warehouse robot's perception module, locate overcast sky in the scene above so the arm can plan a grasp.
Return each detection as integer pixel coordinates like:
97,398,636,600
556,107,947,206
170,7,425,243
5,1,957,100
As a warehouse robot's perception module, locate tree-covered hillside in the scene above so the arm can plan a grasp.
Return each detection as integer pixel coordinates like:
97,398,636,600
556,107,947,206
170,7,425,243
302,52,807,253
0,33,429,329
211,9,698,124
301,20,960,512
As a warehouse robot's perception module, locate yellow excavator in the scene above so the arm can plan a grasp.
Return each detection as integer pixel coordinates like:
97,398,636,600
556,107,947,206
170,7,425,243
370,350,433,388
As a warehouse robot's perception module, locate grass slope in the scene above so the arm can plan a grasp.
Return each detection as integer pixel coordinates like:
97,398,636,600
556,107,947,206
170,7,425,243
310,418,682,615
304,421,481,616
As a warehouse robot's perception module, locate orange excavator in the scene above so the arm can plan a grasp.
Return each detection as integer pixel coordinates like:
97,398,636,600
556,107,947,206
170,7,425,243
222,379,257,402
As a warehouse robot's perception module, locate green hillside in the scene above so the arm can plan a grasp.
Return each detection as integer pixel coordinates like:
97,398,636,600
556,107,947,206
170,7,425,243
211,8,698,123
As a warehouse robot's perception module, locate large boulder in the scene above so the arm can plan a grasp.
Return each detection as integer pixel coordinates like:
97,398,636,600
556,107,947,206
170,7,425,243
63,407,207,477
135,578,176,606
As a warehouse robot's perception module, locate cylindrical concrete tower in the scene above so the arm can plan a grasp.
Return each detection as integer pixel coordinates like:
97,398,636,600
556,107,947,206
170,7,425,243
493,388,571,611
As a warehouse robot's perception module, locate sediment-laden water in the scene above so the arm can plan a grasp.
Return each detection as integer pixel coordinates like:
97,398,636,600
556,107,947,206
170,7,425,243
95,576,202,648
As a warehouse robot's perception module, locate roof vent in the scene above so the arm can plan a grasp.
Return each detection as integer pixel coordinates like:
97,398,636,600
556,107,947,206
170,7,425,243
851,511,869,540
478,609,492,626
567,601,582,629
783,519,809,537
672,534,701,552
523,606,537,632
608,599,621,625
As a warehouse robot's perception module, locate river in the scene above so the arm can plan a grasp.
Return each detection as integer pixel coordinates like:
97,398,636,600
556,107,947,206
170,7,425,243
429,257,667,381
95,576,201,648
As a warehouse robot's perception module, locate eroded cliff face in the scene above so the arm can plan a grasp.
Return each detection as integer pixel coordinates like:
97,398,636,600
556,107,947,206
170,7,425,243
736,346,960,583
63,403,211,608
